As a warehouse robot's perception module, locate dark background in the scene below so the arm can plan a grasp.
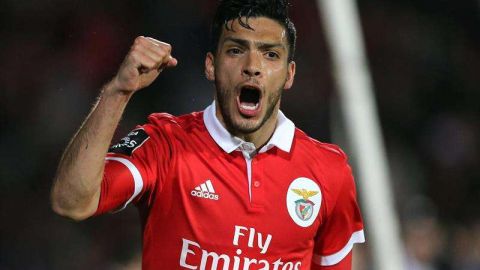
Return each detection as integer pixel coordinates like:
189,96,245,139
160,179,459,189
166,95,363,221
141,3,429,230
0,0,478,269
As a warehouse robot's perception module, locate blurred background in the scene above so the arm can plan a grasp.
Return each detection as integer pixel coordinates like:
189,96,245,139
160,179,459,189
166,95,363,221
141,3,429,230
0,0,478,269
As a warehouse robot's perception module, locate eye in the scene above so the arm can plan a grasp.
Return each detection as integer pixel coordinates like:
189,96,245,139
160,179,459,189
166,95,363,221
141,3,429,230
265,51,279,59
227,48,243,55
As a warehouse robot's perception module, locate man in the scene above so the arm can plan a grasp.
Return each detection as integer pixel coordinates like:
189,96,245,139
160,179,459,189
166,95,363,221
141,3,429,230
51,0,365,269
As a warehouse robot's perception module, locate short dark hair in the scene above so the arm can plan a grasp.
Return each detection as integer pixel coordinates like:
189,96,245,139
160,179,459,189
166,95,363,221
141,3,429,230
210,0,297,62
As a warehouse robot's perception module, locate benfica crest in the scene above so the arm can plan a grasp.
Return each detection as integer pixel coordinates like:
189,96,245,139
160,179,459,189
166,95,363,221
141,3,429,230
286,178,322,227
292,189,319,221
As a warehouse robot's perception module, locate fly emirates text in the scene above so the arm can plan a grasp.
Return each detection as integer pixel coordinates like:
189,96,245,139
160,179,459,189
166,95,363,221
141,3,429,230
180,225,302,270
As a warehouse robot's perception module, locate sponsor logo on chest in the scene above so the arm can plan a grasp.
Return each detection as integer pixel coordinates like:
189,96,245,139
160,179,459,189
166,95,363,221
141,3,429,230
180,225,302,270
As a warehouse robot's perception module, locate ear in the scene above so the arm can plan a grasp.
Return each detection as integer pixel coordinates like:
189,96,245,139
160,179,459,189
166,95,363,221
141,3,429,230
284,61,296,90
205,52,215,81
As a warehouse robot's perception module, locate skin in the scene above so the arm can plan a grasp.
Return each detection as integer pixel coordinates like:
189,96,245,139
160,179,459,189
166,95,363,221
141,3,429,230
205,17,296,148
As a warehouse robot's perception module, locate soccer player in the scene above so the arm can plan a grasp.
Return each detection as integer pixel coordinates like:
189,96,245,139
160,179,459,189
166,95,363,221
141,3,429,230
51,0,365,269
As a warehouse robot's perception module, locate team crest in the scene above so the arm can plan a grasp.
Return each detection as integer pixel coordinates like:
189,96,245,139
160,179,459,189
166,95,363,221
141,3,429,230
292,189,319,221
286,178,322,227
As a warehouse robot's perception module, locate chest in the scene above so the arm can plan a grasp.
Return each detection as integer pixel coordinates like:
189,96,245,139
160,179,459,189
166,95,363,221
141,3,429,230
156,147,328,253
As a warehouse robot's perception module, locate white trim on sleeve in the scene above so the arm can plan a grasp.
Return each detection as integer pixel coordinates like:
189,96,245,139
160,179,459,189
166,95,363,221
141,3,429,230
313,229,365,266
105,157,144,212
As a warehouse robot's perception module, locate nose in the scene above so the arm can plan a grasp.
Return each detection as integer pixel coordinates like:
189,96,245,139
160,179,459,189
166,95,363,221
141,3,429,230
242,52,262,77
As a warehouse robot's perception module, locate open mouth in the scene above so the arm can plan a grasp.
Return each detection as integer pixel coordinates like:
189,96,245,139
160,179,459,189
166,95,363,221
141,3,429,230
238,86,261,113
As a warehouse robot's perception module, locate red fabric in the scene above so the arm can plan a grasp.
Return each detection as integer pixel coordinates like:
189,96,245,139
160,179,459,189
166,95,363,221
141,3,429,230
312,162,364,265
95,111,364,270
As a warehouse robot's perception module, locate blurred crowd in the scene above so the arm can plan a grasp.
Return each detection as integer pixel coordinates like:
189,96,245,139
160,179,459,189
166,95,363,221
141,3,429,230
0,0,478,269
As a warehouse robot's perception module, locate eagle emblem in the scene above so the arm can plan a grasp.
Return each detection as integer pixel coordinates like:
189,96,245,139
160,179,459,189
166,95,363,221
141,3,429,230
291,188,319,221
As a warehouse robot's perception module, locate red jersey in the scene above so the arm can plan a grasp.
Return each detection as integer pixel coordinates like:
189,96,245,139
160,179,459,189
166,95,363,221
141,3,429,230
96,102,365,269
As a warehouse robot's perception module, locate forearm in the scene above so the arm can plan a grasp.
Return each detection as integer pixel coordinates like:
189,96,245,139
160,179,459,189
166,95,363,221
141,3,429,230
51,82,132,220
51,36,176,220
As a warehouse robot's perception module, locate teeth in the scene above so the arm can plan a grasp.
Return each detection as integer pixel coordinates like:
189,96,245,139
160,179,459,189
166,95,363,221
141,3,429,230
240,103,259,110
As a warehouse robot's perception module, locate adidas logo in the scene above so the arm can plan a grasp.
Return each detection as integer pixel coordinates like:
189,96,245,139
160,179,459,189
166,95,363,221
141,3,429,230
190,180,219,201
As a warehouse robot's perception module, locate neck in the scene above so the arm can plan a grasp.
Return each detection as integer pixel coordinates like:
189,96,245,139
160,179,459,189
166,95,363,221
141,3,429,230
215,103,279,150
240,111,278,149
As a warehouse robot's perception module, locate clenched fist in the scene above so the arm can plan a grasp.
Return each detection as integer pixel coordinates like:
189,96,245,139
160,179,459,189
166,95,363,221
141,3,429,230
108,36,178,94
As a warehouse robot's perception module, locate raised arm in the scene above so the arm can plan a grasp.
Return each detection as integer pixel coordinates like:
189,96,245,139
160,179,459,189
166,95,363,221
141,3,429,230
51,36,177,221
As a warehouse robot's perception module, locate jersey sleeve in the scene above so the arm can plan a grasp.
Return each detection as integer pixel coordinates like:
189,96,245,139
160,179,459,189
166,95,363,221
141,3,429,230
94,122,172,215
312,161,365,268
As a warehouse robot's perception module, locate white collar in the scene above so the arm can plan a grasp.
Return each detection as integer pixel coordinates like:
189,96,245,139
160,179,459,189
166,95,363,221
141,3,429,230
203,101,295,154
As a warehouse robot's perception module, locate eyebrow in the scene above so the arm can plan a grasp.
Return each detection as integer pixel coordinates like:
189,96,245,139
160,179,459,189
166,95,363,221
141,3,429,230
223,37,285,51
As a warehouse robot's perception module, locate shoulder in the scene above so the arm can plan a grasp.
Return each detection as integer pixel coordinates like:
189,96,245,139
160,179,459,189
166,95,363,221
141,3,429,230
292,128,353,195
145,111,204,134
292,130,358,219
147,111,202,127
293,128,348,165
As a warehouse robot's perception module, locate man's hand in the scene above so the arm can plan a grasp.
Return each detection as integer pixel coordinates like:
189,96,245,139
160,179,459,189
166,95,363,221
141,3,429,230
109,36,178,94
